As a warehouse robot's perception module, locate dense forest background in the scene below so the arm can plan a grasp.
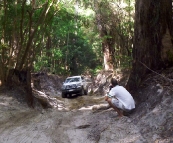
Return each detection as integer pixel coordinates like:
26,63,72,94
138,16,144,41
0,0,173,91
1,1,173,142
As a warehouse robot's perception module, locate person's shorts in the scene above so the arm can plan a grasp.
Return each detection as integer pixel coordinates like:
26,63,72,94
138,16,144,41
111,98,127,111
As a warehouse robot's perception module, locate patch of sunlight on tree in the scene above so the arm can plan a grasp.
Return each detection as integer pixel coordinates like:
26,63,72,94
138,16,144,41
26,0,30,5
79,8,95,17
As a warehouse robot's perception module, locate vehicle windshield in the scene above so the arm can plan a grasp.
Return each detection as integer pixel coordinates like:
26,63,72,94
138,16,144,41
65,77,80,83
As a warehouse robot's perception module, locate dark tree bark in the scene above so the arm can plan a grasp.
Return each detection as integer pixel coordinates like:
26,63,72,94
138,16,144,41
6,69,33,107
25,69,33,107
126,0,173,91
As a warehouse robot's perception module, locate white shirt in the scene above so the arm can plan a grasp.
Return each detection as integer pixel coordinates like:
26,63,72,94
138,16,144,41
109,85,135,110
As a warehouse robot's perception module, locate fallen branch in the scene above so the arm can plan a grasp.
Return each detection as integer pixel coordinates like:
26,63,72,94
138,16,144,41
32,88,64,108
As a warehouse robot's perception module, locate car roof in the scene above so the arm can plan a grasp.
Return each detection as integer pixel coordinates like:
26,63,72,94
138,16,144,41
67,76,81,79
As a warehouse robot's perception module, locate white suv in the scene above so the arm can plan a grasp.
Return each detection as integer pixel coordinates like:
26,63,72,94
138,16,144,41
61,76,91,98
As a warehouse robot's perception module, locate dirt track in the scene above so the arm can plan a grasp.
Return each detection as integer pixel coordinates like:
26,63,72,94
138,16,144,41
0,88,173,143
1,68,173,143
0,93,140,143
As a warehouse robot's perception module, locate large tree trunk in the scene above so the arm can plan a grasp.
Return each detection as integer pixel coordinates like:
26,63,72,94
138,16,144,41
95,1,115,71
127,0,173,91
102,39,114,71
6,69,33,107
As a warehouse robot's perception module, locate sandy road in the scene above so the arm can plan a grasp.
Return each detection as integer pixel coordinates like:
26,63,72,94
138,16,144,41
1,88,173,143
0,93,142,143
0,93,107,143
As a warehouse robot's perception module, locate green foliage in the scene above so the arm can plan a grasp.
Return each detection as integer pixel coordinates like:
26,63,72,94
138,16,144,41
32,2,101,75
91,0,135,69
0,0,134,79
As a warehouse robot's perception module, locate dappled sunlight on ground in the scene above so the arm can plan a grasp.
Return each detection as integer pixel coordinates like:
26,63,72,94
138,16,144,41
62,94,106,111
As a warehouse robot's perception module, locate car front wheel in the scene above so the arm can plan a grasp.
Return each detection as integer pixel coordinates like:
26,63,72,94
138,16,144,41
62,93,67,98
84,88,88,95
79,87,84,96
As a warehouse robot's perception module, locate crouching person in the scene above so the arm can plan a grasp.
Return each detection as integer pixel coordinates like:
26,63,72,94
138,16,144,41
105,78,135,117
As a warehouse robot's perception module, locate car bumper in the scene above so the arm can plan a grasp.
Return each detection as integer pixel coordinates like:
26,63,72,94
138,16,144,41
62,87,82,94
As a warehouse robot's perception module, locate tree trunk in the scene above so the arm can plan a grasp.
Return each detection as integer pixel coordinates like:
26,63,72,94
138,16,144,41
6,69,33,107
126,0,173,91
102,40,114,71
96,21,115,71
25,69,33,107
95,1,115,71
17,1,51,70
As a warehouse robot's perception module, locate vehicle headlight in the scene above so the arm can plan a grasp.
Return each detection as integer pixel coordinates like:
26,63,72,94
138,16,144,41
61,85,66,90
76,83,82,88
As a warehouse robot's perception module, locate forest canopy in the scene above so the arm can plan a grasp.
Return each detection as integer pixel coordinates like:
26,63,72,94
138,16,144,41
0,0,172,91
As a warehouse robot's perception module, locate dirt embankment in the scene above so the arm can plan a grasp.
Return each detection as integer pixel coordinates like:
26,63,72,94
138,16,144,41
0,68,173,143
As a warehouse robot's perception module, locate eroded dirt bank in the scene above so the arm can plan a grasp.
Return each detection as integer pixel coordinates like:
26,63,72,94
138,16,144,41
0,68,173,143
